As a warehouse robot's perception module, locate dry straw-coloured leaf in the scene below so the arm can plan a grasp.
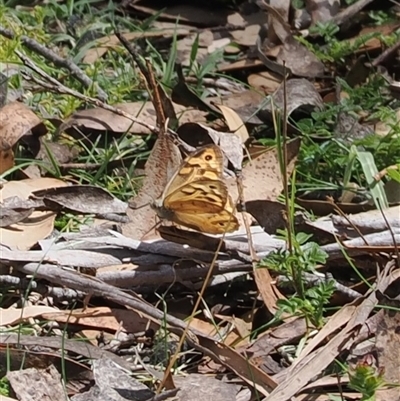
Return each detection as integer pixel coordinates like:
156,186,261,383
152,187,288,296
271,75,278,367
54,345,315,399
215,104,249,143
0,306,58,326
248,71,282,94
0,395,17,401
210,90,264,124
230,24,260,46
0,178,67,250
42,306,157,334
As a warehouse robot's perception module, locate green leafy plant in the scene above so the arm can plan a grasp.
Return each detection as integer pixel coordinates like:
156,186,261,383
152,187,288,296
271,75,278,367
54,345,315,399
309,21,340,43
295,72,400,198
387,166,400,183
368,10,396,26
54,213,94,232
0,377,9,396
348,359,386,401
296,25,400,64
259,231,333,327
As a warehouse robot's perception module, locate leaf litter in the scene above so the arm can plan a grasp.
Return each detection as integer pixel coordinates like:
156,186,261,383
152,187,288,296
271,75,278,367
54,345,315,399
0,0,400,400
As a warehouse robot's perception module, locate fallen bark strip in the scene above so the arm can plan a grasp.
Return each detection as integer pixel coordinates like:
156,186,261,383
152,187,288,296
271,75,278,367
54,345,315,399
0,333,131,370
15,262,189,332
97,263,251,287
321,230,400,260
0,275,85,301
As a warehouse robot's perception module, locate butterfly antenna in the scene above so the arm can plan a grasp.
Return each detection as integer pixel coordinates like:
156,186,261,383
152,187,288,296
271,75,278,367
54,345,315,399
140,217,162,239
129,201,151,210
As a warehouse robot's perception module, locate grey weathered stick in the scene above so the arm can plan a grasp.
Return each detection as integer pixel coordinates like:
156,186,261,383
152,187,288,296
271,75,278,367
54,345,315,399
0,274,85,300
97,263,251,288
331,0,375,26
0,333,131,370
0,25,108,101
370,39,400,67
16,262,190,333
276,272,362,300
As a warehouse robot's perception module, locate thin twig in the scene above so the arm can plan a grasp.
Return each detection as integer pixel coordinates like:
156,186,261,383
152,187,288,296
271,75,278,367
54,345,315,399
331,0,375,26
17,52,160,134
370,39,400,67
116,31,177,126
0,275,85,300
0,25,108,101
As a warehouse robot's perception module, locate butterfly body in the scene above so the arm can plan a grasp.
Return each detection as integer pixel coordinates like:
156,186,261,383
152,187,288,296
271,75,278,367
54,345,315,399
151,145,239,234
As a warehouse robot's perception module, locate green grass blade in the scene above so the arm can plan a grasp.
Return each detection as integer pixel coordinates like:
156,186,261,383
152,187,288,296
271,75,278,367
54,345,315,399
356,150,389,209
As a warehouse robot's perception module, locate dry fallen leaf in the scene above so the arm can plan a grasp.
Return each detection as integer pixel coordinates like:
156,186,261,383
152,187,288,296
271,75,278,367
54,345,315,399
375,292,400,401
228,138,301,204
0,178,67,250
42,306,157,334
265,0,291,46
7,365,65,401
125,1,231,26
218,57,263,73
0,306,59,326
260,1,325,77
87,358,154,400
32,185,127,215
124,134,182,240
373,108,400,136
177,31,213,66
0,102,46,174
0,137,14,174
210,90,265,124
174,374,239,401
177,122,243,170
307,0,340,24
247,71,282,94
59,101,208,136
231,24,260,47
214,104,249,143
257,78,323,132
349,22,400,55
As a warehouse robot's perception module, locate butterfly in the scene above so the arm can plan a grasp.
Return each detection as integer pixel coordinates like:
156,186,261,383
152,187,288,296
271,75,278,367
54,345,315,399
151,145,239,234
